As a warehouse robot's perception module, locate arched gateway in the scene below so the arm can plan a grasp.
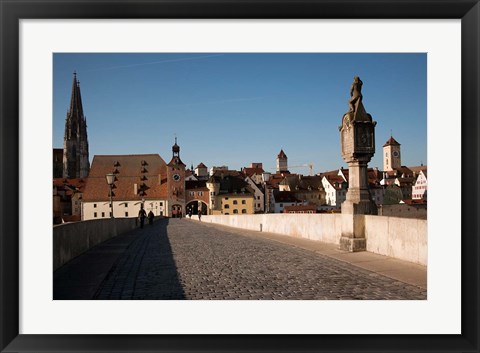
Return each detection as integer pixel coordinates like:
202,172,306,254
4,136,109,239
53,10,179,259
186,200,208,216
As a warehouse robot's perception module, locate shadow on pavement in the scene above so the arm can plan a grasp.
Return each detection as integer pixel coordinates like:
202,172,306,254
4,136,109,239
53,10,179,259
54,218,185,300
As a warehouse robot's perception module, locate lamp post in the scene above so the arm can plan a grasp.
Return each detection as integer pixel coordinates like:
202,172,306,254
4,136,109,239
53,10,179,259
105,173,115,218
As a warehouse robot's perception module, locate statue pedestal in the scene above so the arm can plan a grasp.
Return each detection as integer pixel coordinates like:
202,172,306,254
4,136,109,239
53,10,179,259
339,201,376,252
339,162,377,252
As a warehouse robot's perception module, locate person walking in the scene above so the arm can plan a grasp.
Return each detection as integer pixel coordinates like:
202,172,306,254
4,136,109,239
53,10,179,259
198,211,202,222
148,210,154,225
138,205,147,229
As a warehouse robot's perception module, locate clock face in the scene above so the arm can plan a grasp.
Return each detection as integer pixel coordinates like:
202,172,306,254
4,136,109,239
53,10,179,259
173,173,181,181
392,151,399,157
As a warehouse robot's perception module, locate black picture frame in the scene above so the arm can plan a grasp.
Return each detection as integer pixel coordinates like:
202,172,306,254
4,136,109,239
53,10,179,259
1,1,479,352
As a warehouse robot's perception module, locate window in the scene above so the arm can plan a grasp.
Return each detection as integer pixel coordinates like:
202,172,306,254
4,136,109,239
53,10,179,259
125,203,128,208
94,212,97,218
257,196,260,200
109,212,112,217
125,212,129,217
190,191,195,196
224,204,230,209
93,204,97,208
198,192,203,196
160,202,163,206
224,212,229,215
233,209,238,214
101,212,105,217
242,200,246,204
280,204,283,207
225,197,229,200
242,209,247,214
233,200,238,205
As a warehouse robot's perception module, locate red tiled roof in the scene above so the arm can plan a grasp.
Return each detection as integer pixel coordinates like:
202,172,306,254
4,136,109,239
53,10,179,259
284,204,317,212
53,178,86,192
266,173,293,188
277,149,287,158
196,162,207,168
242,167,265,177
83,154,168,202
402,199,427,205
383,136,401,147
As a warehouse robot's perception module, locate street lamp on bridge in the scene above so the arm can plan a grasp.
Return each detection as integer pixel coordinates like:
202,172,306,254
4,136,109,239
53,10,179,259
105,173,115,218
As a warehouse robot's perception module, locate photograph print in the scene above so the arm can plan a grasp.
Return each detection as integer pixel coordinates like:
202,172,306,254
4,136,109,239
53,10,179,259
52,53,427,300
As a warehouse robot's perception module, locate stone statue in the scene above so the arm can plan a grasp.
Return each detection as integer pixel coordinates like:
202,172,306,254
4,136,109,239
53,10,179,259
348,76,363,113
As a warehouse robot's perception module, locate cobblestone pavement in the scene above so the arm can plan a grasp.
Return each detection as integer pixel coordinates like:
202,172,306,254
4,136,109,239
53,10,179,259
93,218,426,300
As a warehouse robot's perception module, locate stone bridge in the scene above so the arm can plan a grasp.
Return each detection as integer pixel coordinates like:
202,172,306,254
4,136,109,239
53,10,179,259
53,218,426,300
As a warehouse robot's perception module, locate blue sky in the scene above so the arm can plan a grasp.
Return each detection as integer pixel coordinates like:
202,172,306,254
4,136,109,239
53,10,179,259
53,53,427,174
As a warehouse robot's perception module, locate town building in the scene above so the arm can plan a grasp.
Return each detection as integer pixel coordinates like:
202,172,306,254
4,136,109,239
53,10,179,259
62,72,90,178
206,172,255,215
244,175,265,213
412,169,428,200
53,178,86,224
194,163,209,179
278,175,326,208
272,190,304,213
82,154,168,220
82,139,188,220
321,170,348,208
241,163,265,184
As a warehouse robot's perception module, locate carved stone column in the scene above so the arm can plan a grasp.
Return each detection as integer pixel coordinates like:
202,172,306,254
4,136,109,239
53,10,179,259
339,77,377,252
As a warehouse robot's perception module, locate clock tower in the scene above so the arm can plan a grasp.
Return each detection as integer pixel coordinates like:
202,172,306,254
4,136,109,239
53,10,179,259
383,136,401,171
167,137,186,217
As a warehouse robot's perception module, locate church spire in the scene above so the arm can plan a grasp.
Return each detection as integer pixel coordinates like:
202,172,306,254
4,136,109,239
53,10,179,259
68,71,84,123
63,72,90,178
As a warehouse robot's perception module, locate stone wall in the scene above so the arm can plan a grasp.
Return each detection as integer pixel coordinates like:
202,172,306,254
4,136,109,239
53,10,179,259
199,214,343,244
53,218,138,271
378,204,427,220
364,215,427,265
197,214,427,265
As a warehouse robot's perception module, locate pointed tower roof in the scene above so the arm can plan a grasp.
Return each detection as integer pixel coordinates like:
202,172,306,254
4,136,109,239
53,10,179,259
383,136,401,147
68,71,85,120
277,149,287,158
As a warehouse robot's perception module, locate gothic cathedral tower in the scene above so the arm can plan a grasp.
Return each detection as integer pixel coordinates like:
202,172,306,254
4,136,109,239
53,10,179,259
383,136,401,171
63,72,90,178
167,138,186,217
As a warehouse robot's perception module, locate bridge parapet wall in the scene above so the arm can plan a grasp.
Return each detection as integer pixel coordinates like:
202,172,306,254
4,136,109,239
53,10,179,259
199,214,427,265
53,218,137,271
